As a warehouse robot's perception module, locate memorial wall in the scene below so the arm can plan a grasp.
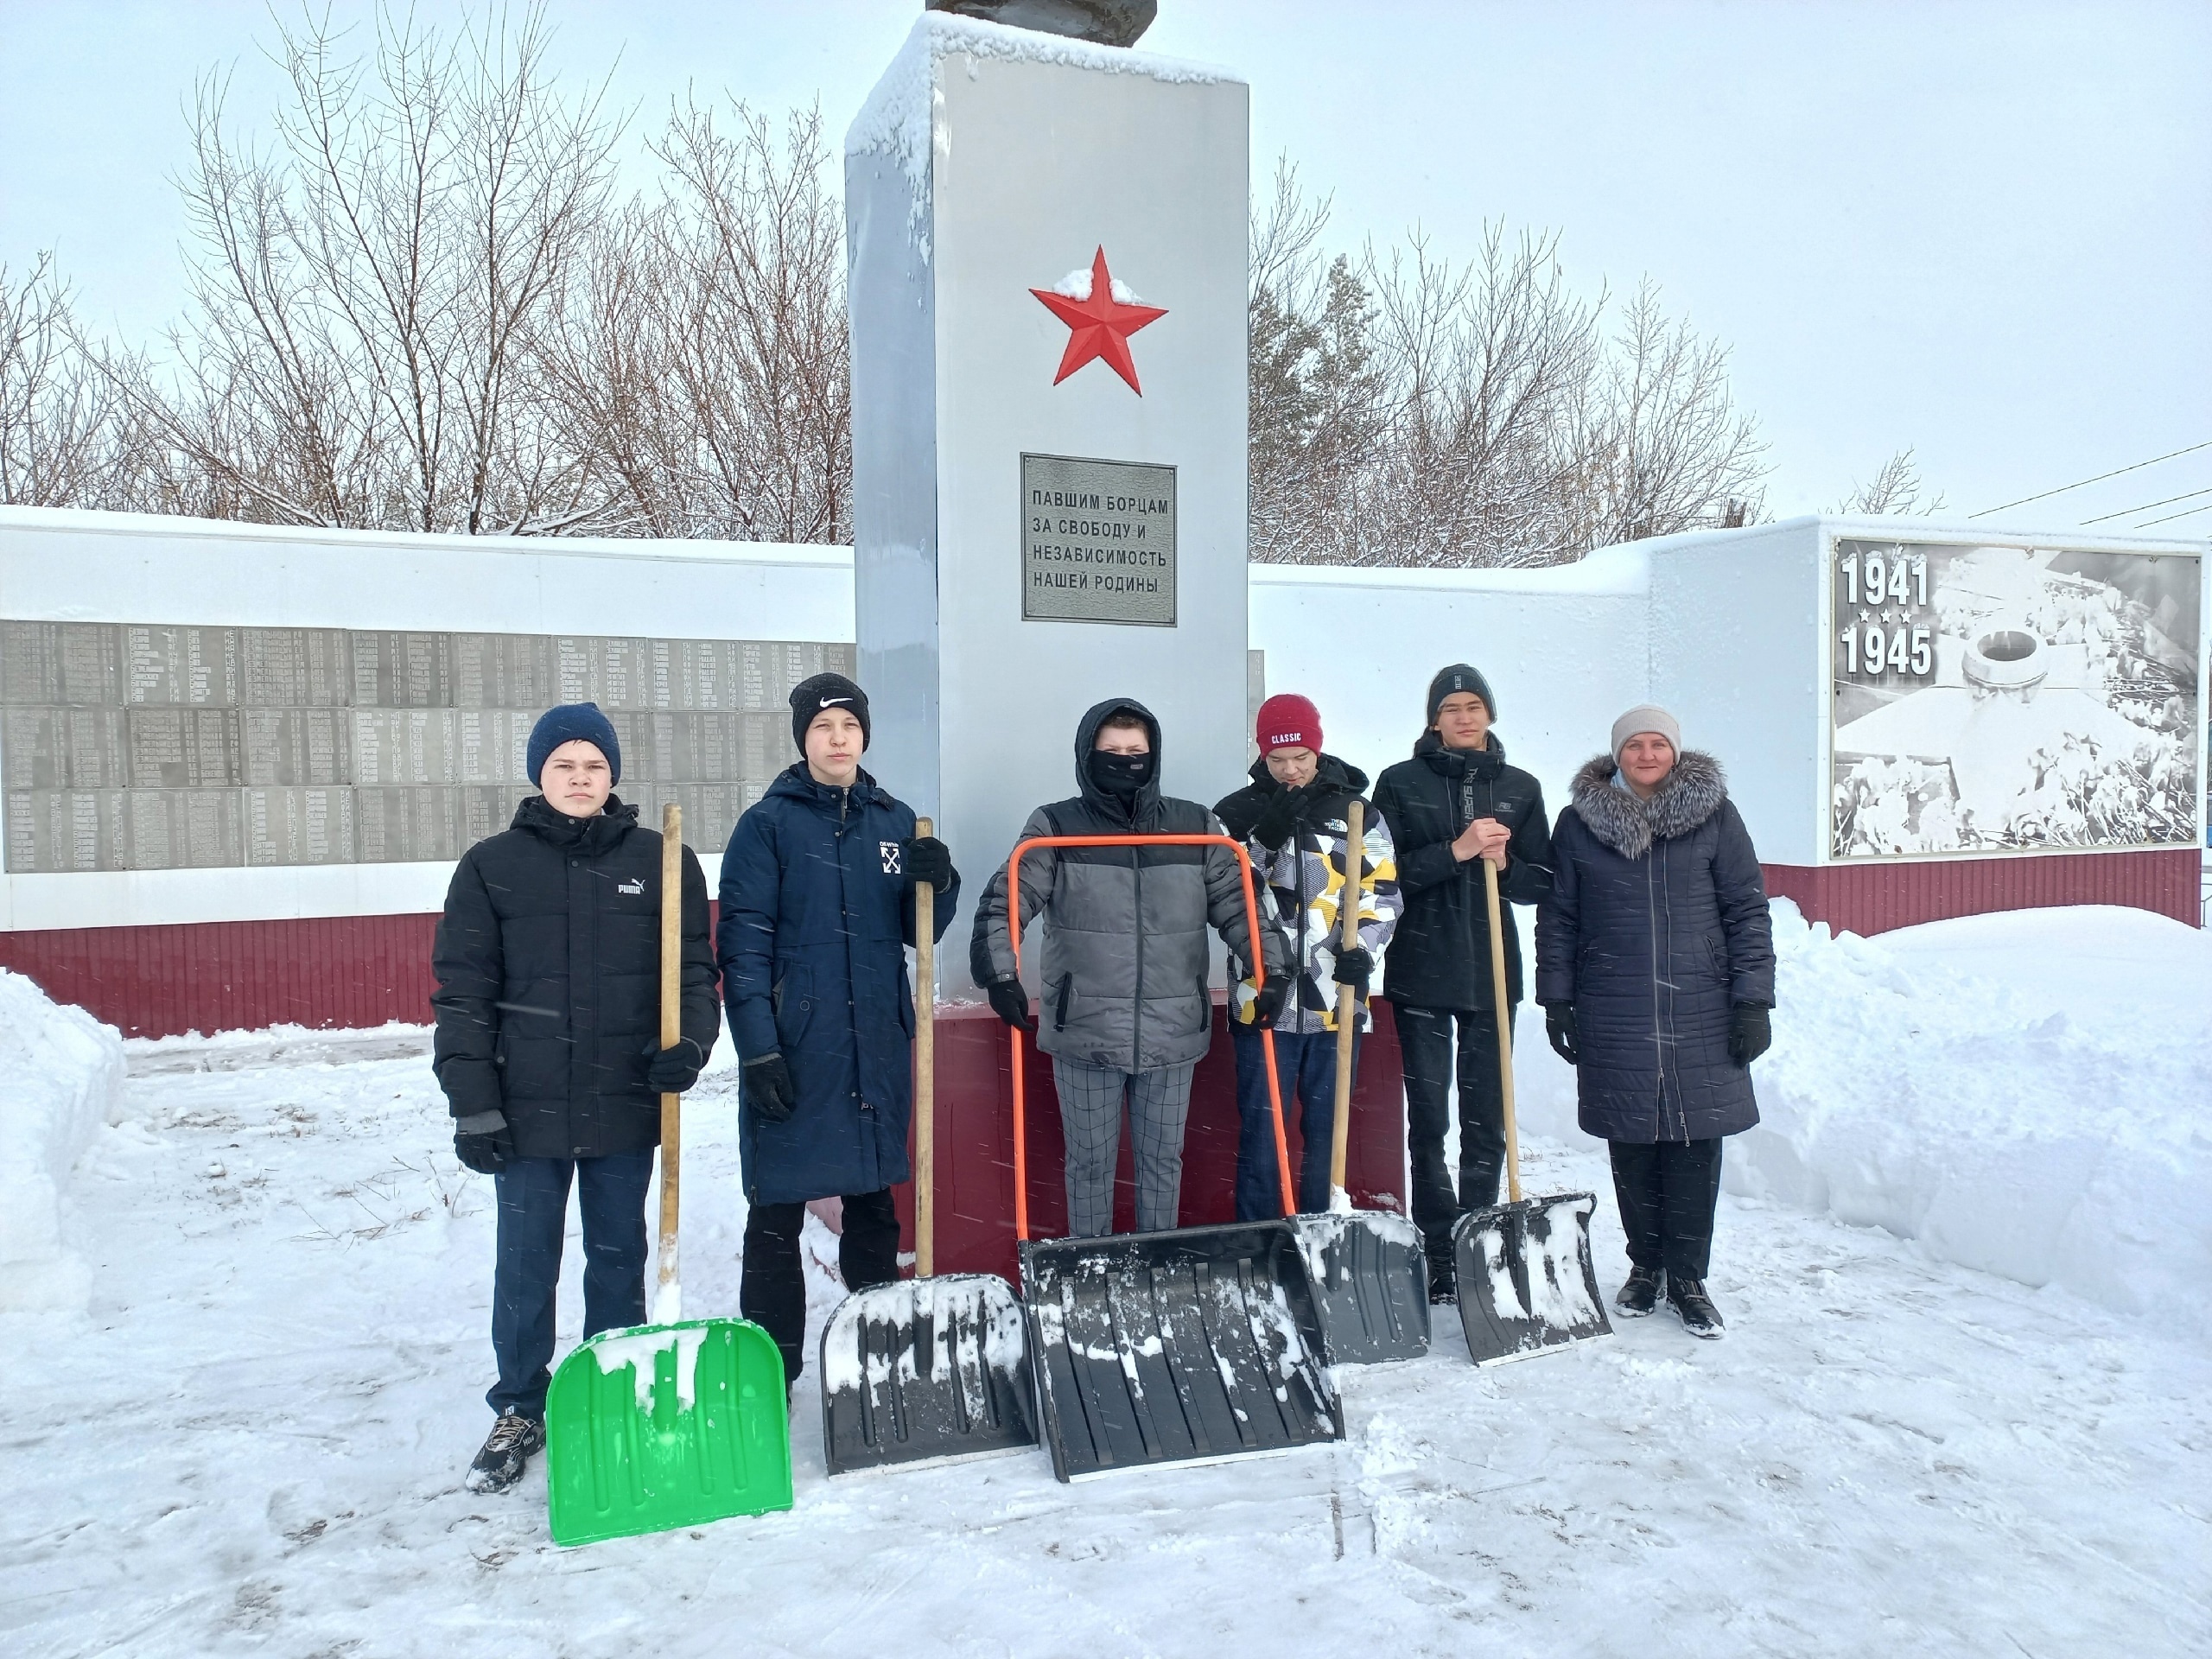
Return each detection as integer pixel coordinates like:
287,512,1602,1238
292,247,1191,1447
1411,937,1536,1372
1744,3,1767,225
0,622,853,875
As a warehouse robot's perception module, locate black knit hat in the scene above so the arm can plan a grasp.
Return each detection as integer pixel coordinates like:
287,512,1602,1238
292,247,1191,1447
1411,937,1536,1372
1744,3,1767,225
1427,663,1496,726
789,671,870,753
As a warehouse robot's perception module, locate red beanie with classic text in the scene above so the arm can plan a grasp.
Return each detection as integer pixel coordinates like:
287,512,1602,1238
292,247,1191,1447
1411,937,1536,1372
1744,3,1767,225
1255,693,1323,756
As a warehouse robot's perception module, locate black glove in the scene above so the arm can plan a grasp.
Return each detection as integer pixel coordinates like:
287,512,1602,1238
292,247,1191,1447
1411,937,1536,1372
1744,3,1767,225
453,1114,515,1175
1250,977,1289,1026
1249,784,1313,852
1728,1002,1772,1065
1544,1003,1580,1066
987,978,1037,1034
900,835,954,891
1331,944,1372,994
643,1035,705,1094
743,1052,797,1122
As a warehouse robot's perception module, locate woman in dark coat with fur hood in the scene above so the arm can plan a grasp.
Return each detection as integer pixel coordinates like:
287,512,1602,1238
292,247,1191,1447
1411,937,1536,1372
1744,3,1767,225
1535,704,1775,1338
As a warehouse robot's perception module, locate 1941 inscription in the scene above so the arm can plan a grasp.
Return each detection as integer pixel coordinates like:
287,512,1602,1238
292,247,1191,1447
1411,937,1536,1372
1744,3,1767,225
1020,453,1177,626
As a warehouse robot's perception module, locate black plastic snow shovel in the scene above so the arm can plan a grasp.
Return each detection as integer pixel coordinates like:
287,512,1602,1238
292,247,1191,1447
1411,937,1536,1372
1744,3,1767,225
1450,857,1611,1365
1291,798,1431,1365
820,818,1039,1476
1008,833,1342,1483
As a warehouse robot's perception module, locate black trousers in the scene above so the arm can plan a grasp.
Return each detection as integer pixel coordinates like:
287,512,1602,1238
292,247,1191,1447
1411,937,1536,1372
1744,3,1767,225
740,1188,901,1386
1608,1139,1724,1280
1395,1001,1511,1274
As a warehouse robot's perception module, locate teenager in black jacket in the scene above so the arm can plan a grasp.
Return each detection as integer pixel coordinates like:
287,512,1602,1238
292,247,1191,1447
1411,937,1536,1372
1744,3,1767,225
430,702,718,1493
1370,664,1554,1299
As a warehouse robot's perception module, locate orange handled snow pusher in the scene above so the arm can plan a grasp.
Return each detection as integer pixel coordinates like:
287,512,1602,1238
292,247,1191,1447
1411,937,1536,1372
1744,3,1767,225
820,818,1039,1476
1449,857,1611,1364
1008,834,1340,1484
1290,798,1431,1364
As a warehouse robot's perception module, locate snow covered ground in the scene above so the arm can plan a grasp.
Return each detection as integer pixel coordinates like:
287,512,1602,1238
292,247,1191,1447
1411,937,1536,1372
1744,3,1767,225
5,908,2210,1657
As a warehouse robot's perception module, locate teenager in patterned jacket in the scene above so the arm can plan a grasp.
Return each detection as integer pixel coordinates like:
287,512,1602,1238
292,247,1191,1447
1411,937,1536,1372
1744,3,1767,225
1214,694,1402,1218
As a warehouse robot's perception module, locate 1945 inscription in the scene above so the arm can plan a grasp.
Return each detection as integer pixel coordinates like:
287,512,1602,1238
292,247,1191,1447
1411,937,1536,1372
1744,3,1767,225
1020,453,1177,626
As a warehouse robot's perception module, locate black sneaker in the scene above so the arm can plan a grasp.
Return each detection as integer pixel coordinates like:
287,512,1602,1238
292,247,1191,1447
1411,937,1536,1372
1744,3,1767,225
465,1412,545,1493
1668,1278,1726,1339
1615,1264,1662,1317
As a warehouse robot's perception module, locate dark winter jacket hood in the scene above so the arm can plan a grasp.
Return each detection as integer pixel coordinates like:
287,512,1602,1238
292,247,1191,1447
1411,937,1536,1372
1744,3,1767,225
1568,751,1728,861
1412,728,1510,782
1074,696,1165,826
762,760,893,816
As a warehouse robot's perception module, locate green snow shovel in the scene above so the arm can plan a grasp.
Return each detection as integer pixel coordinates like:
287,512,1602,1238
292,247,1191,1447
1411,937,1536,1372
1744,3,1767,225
545,803,792,1547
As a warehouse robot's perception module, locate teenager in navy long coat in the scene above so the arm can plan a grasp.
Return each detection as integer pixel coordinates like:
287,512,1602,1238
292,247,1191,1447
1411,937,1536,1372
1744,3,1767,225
1535,704,1774,1339
717,672,958,1386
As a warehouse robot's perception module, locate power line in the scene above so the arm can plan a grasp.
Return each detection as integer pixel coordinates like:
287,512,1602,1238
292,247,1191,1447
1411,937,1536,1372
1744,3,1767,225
2137,500,2212,530
1969,440,2212,519
2082,483,2212,525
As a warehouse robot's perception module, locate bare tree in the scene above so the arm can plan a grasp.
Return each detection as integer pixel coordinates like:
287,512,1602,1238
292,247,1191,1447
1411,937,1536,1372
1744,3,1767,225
0,255,141,506
108,3,626,533
543,100,850,542
1834,447,1945,516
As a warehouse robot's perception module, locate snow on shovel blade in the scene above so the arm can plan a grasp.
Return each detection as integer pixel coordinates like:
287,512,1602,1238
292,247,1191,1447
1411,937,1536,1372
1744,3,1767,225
1291,1209,1431,1365
1451,1193,1612,1365
820,1273,1039,1475
1020,1219,1341,1483
544,1317,792,1547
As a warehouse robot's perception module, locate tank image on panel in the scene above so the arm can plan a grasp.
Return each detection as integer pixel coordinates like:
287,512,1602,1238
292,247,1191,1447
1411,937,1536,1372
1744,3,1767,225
1828,540,2202,860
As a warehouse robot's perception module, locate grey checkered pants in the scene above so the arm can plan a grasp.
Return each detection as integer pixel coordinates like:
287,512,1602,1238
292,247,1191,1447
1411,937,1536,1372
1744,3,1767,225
1050,1058,1198,1237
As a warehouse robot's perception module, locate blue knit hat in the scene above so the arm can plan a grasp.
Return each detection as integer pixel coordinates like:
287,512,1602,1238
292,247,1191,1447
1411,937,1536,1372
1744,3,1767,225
527,702,621,785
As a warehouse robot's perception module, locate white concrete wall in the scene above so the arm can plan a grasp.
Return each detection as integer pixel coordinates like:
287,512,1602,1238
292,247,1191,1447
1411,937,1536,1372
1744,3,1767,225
0,507,854,928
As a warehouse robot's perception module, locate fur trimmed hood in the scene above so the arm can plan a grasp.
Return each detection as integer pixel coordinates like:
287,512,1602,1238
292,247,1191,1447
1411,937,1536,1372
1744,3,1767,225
1568,749,1728,859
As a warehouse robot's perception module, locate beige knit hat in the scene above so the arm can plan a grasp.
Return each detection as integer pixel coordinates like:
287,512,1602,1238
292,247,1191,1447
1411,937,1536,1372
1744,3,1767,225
1611,704,1681,759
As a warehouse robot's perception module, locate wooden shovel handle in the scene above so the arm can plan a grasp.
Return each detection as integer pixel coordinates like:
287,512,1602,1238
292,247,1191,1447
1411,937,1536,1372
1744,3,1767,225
914,817,935,1280
1328,799,1363,1193
1482,855,1522,1205
658,804,683,1301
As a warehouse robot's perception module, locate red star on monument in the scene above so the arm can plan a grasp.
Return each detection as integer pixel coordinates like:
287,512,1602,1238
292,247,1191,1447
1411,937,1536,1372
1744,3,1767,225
1030,247,1167,394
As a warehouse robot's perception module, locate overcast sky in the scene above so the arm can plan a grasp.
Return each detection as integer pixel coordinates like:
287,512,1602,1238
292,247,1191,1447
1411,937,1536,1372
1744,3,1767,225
3,0,2204,533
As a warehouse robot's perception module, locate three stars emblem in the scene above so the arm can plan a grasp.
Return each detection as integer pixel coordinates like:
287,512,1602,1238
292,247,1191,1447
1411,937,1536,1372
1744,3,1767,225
1029,246,1167,394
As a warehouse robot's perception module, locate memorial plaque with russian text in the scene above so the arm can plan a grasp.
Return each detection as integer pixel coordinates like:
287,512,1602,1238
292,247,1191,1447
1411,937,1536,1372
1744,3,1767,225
3,708,128,789
128,789,244,868
127,708,243,789
125,626,240,706
241,708,350,786
453,633,560,709
1,622,123,705
353,709,460,785
352,632,454,707
242,629,352,705
455,709,533,784
353,786,465,862
6,788,130,872
245,787,358,865
1020,453,1177,626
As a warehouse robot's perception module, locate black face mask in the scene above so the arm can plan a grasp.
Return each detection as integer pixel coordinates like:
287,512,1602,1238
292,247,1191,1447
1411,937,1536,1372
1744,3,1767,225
1089,749,1153,801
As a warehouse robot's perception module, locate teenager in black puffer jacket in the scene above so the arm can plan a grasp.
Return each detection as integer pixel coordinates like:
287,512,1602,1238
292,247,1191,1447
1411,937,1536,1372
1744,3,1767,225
431,703,718,1494
1536,704,1776,1339
1370,664,1554,1299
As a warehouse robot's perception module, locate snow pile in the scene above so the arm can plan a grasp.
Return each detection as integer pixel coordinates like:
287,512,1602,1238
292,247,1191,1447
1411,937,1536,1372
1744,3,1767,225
1520,901,2212,1335
1052,265,1140,303
0,969,125,1311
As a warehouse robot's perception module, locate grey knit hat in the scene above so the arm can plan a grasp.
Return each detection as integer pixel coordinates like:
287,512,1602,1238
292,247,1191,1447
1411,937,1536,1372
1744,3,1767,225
1426,663,1496,725
1611,704,1681,759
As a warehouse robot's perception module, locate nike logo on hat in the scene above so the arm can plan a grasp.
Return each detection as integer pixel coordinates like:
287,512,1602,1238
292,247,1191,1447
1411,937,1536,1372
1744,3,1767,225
821,696,849,709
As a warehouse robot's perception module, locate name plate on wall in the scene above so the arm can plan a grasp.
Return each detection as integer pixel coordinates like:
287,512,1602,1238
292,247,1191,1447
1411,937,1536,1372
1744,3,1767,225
1020,453,1177,626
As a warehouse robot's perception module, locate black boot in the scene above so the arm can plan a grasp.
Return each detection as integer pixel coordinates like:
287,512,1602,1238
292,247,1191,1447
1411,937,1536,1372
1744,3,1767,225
465,1411,545,1493
1668,1277,1725,1339
1426,1244,1458,1306
1615,1264,1662,1317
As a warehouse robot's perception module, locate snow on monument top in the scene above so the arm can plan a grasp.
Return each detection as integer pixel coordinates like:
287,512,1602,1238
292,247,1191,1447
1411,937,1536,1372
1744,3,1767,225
846,11,1241,200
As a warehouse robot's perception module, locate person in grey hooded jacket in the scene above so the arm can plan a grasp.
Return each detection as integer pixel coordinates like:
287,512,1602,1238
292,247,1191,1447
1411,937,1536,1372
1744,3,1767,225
970,697,1291,1236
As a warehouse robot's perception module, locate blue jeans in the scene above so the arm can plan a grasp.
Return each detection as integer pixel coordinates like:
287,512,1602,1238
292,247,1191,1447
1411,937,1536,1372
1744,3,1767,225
1231,1025,1360,1220
487,1150,655,1420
